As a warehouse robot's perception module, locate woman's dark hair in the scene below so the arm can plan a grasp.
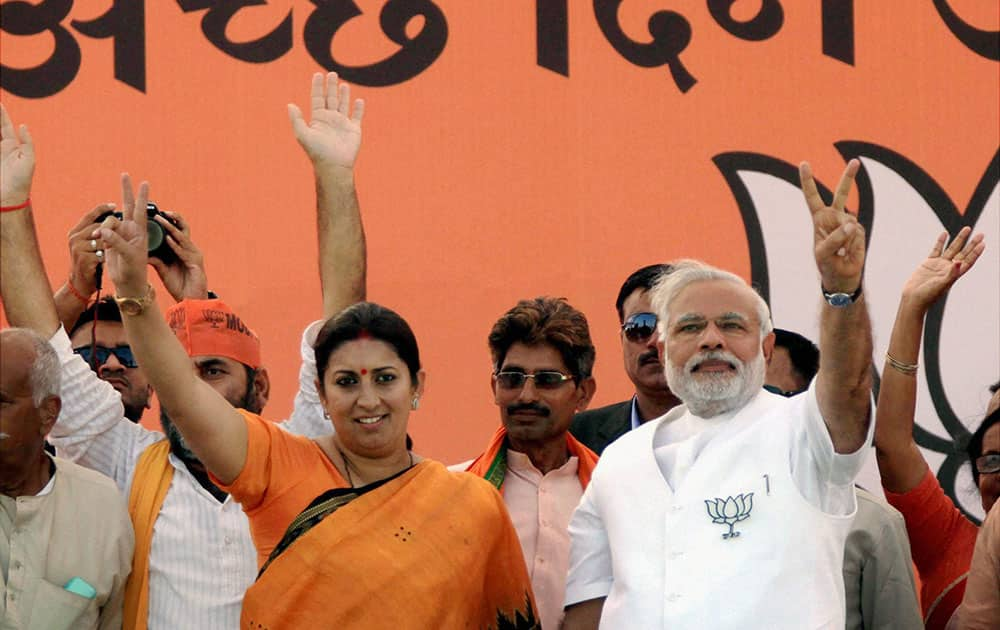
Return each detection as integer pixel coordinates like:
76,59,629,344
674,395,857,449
966,406,1000,488
314,302,421,383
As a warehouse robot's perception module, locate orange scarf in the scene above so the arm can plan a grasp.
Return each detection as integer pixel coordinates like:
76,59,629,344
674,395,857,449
465,425,599,490
124,440,174,630
241,461,539,629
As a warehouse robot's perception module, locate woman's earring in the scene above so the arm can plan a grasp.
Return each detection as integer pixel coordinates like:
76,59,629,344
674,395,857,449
411,397,420,411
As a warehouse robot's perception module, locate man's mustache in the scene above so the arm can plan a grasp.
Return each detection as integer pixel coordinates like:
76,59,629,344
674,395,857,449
506,402,550,416
639,349,661,365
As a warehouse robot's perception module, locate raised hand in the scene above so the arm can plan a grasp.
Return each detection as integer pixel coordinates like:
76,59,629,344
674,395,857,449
0,104,35,206
287,72,364,171
800,159,865,293
901,227,985,310
148,211,208,301
66,203,116,297
96,174,150,298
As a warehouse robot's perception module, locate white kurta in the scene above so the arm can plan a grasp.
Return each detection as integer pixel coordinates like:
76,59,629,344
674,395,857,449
565,384,872,629
47,321,330,629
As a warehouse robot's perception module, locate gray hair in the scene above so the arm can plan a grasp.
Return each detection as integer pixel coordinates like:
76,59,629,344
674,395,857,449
1,328,61,407
650,259,774,342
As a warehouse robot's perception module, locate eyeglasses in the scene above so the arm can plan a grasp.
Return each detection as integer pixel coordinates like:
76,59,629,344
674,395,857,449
975,453,1000,475
495,371,574,390
73,345,138,369
622,312,658,343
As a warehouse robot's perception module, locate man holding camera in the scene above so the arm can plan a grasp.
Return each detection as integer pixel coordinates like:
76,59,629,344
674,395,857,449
52,203,203,423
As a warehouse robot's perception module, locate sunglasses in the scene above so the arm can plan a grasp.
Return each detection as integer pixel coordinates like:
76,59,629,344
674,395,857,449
496,371,574,390
622,312,658,343
975,453,1000,475
73,345,139,369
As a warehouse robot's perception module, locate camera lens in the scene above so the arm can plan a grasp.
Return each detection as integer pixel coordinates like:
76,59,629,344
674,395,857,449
147,219,165,252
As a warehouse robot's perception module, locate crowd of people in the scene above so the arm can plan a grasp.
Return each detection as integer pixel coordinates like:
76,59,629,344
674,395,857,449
0,74,996,630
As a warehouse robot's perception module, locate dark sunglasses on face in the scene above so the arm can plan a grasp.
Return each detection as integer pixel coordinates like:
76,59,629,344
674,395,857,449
975,453,1000,475
73,345,139,369
496,371,574,390
622,312,658,343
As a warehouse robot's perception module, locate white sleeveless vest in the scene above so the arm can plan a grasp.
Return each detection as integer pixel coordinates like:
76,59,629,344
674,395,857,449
589,391,855,629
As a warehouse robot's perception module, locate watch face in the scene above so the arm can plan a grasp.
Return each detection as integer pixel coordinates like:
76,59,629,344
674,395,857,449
117,298,143,316
826,293,852,307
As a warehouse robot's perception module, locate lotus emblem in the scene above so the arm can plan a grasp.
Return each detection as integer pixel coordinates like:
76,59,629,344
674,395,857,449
704,493,754,539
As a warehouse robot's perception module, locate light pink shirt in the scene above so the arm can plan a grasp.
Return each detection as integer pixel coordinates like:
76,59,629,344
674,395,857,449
503,450,583,630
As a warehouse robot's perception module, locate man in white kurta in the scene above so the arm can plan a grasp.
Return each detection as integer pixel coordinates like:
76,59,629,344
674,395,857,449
563,160,875,629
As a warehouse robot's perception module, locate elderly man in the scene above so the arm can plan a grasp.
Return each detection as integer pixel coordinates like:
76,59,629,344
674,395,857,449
563,160,874,629
0,73,364,628
1,328,134,630
461,297,599,629
571,264,680,454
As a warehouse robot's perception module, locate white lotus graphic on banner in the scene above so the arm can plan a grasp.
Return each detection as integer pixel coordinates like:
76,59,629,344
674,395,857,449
714,145,999,522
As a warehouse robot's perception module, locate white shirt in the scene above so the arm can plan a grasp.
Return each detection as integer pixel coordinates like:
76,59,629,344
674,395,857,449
565,384,874,628
47,321,330,630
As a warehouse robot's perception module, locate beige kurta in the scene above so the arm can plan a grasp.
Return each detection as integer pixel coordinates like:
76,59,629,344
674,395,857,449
1,456,134,630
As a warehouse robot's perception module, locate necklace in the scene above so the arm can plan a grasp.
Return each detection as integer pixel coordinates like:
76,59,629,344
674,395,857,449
336,446,414,488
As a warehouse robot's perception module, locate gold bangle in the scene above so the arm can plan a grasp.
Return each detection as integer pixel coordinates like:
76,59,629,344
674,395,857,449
885,352,918,375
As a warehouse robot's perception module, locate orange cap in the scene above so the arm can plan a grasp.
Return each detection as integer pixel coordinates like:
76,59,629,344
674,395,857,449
165,299,261,369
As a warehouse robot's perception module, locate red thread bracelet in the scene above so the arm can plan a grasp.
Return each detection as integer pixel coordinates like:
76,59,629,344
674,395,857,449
0,198,31,212
66,279,91,305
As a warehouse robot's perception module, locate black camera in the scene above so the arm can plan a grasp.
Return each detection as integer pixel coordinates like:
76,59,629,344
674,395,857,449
97,202,180,265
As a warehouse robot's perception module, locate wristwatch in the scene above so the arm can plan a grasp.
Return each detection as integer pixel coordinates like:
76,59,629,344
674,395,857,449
822,284,862,307
115,285,156,316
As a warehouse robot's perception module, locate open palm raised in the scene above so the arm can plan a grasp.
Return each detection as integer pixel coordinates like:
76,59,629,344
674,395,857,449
902,227,985,309
288,72,364,170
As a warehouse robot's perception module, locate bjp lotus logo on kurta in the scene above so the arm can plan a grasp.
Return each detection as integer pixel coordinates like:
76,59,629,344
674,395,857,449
714,145,999,524
704,493,754,539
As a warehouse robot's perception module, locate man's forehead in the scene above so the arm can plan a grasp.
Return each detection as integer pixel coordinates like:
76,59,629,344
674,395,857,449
191,355,245,370
622,288,654,317
669,280,759,322
70,320,126,347
501,341,569,370
0,335,35,391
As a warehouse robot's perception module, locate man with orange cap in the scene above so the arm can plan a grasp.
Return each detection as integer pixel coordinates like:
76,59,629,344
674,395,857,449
0,72,366,629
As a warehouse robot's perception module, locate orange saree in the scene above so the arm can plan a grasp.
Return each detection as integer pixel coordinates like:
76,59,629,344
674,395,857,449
241,460,539,629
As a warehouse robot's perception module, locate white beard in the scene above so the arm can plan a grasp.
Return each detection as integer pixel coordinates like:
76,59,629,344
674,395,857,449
666,349,766,418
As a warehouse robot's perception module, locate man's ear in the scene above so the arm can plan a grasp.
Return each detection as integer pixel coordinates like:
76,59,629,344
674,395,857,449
38,396,62,436
490,373,500,404
145,384,153,409
252,367,271,409
762,331,776,362
575,376,597,412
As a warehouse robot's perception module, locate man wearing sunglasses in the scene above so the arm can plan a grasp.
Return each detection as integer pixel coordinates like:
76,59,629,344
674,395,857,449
67,298,153,423
571,264,680,454
462,297,598,630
